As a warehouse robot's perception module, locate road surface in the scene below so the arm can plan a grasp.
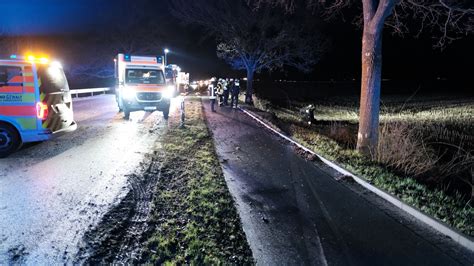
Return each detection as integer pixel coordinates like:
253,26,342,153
0,94,175,264
203,100,473,266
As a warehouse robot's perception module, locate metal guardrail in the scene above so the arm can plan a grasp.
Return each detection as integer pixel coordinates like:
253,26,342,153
70,87,111,98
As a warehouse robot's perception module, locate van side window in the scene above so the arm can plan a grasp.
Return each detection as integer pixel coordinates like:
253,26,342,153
0,66,22,87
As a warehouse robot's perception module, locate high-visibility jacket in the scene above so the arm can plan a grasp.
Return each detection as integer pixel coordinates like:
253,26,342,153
208,85,217,99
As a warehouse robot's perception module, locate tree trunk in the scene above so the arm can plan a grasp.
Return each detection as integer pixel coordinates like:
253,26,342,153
245,68,255,104
356,25,383,156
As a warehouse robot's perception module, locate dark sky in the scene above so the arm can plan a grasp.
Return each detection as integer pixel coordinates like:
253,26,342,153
1,0,473,90
0,0,120,34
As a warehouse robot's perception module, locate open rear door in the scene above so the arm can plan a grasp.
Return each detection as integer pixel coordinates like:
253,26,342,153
37,63,77,133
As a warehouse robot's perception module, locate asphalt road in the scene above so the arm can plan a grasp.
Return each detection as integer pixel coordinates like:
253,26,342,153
0,94,175,264
203,100,474,266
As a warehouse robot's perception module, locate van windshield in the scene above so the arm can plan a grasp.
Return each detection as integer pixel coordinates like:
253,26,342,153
37,64,69,93
126,69,165,85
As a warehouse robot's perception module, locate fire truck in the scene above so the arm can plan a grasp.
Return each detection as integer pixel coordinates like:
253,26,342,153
114,53,175,119
0,54,77,157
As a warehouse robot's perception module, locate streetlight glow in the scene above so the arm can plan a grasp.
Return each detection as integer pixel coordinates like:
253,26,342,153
164,48,170,66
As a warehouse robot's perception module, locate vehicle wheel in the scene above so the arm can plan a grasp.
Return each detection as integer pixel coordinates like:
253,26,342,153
123,106,130,120
0,123,21,158
117,95,123,112
163,108,169,120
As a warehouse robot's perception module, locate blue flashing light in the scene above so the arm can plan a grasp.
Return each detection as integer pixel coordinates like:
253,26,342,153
10,54,17,59
124,54,131,62
157,56,163,64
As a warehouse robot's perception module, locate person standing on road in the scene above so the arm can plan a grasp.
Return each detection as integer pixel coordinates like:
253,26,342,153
209,77,217,112
217,78,224,106
223,78,232,106
230,78,240,109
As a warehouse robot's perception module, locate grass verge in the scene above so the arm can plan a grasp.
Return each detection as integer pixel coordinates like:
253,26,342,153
141,98,253,264
246,95,473,237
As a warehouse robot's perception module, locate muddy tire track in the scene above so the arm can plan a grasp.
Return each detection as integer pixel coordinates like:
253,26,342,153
75,150,163,264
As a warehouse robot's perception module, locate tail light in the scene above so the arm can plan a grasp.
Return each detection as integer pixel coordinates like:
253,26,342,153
36,102,49,120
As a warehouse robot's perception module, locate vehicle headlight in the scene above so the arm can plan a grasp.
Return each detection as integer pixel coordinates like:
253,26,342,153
163,85,175,98
122,87,136,100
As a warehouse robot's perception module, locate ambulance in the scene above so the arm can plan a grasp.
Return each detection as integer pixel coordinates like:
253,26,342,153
114,53,175,119
0,54,77,157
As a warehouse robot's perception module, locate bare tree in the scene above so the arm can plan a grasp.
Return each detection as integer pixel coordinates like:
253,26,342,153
256,0,473,155
170,0,325,103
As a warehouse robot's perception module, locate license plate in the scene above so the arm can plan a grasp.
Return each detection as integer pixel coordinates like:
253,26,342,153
144,106,157,111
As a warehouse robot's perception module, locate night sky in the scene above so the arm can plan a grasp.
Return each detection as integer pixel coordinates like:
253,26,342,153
0,0,119,34
1,0,472,91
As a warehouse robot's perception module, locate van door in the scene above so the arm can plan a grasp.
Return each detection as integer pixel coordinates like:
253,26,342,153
37,63,77,133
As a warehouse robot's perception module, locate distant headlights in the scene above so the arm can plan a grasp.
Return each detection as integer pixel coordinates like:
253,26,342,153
163,85,175,98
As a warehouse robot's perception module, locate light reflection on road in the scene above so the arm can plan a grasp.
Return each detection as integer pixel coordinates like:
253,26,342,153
0,94,177,264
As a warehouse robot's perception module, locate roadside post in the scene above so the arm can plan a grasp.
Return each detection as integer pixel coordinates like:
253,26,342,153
179,96,185,128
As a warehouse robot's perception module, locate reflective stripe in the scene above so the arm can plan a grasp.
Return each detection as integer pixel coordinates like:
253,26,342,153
127,86,166,92
0,86,23,93
16,117,37,130
9,76,23,83
125,61,158,65
24,76,34,83
22,94,35,102
0,105,36,116
24,86,35,93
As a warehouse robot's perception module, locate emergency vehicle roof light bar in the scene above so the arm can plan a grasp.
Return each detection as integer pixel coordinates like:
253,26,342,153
9,54,50,64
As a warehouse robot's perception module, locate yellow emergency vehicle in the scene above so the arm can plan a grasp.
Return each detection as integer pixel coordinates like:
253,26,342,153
0,55,77,157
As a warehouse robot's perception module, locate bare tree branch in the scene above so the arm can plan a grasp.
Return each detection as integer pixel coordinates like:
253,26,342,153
171,0,325,73
256,0,473,48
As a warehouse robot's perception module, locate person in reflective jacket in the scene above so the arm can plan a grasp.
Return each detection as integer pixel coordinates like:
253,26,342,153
223,78,232,106
230,78,240,109
208,77,217,112
217,79,224,106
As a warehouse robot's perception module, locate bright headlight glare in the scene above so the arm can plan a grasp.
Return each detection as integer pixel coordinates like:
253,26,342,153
163,85,175,98
122,87,136,100
47,64,63,81
51,61,62,68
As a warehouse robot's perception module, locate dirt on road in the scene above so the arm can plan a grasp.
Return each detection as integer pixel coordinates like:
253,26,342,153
76,98,253,264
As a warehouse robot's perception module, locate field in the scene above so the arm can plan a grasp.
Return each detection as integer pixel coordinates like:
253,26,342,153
249,94,473,236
